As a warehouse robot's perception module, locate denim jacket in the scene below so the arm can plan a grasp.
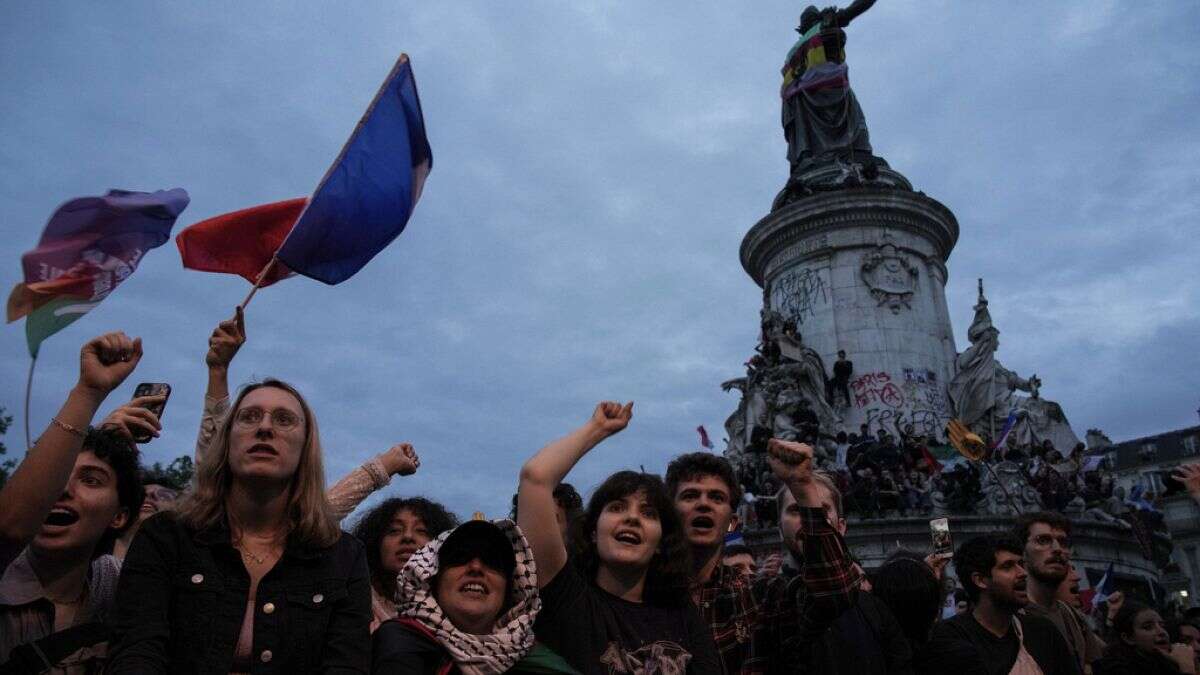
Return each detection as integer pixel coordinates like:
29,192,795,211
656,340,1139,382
107,512,371,674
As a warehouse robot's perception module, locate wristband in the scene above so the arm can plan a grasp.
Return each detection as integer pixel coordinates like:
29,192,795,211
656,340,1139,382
51,417,86,439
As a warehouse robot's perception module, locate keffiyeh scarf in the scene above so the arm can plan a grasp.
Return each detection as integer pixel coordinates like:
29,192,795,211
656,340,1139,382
396,519,541,675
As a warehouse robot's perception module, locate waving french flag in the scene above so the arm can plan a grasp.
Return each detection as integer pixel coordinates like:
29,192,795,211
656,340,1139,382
177,54,431,287
279,54,432,284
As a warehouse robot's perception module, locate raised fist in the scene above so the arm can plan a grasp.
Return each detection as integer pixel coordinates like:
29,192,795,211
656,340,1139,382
767,438,814,483
1172,463,1200,499
206,307,246,370
1105,591,1124,622
590,401,633,437
381,443,419,477
78,332,142,396
100,395,164,441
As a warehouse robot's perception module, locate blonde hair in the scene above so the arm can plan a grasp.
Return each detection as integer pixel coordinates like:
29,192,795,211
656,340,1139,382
175,378,340,548
775,470,843,520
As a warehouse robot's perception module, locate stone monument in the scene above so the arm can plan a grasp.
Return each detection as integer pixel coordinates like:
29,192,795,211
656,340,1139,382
726,3,960,454
947,281,1081,451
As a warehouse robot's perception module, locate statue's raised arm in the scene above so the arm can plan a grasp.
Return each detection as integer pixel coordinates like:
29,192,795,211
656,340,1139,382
836,0,877,27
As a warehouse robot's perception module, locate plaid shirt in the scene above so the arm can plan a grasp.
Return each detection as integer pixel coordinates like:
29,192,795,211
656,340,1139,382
744,506,861,674
693,561,759,674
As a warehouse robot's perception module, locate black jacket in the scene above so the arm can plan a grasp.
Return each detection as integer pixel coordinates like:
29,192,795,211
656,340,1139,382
1093,643,1181,675
804,590,912,675
108,511,371,674
372,619,451,674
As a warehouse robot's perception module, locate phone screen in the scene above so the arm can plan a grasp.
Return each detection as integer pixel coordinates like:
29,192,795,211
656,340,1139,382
132,383,171,443
930,517,953,556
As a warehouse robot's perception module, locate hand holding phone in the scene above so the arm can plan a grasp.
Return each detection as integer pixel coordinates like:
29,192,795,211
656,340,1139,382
131,383,172,443
930,517,953,557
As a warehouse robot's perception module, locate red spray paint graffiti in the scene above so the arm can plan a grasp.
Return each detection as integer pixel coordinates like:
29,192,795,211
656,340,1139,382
850,371,905,409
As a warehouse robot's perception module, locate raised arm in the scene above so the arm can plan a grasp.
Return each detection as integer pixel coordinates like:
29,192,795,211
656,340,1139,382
327,443,420,522
837,0,877,26
518,401,632,587
0,332,141,568
767,439,860,637
1172,463,1200,509
195,308,245,462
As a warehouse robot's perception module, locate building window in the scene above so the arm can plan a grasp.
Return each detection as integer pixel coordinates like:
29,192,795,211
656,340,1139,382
1183,436,1199,457
1139,443,1158,462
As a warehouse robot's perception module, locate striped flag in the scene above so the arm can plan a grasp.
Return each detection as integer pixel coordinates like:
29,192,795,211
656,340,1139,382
7,189,189,356
697,425,714,449
990,411,1020,450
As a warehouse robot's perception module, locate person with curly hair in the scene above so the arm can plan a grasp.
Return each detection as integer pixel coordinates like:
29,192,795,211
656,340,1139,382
353,497,459,632
0,332,145,673
517,402,720,674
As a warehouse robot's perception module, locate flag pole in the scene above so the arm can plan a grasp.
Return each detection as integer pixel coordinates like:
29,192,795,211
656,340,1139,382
239,256,279,311
23,354,37,451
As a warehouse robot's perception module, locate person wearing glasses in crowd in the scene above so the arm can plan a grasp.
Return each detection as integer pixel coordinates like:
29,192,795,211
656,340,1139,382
0,332,146,674
108,378,371,673
1013,511,1105,673
200,310,454,635
517,402,721,674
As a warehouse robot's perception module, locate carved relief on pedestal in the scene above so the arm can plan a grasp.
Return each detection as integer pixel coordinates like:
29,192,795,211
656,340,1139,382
860,236,918,313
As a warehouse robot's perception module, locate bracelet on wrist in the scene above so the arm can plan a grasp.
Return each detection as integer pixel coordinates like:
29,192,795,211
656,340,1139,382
50,417,87,439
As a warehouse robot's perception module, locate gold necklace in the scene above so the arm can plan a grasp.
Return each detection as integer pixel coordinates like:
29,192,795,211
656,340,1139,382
236,543,279,566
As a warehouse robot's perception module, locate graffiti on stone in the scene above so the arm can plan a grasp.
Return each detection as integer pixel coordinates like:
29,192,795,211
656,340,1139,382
901,368,950,417
850,371,905,409
864,407,949,439
771,266,829,327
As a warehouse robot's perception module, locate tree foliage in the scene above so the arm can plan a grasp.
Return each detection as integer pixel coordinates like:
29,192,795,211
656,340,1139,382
0,406,15,488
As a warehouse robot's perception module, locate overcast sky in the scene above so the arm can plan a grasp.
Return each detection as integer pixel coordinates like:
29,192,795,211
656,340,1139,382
2,1,1197,521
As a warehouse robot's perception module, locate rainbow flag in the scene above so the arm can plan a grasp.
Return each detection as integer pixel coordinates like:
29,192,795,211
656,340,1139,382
7,189,189,356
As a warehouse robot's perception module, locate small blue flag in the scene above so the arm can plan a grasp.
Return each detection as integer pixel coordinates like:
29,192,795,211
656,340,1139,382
278,54,432,284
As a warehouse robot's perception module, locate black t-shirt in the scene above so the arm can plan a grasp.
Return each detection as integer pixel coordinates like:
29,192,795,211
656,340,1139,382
922,611,1081,675
533,563,721,674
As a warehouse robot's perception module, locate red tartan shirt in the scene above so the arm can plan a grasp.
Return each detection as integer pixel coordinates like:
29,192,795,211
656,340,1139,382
695,506,860,674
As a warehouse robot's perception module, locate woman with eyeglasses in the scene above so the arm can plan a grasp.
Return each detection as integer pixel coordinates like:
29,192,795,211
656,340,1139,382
108,379,372,674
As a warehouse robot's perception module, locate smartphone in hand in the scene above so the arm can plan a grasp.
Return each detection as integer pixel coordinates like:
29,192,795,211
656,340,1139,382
132,383,171,443
930,517,953,557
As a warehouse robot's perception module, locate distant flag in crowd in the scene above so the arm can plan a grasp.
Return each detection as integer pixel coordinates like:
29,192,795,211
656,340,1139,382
278,54,432,284
175,53,432,289
176,198,305,287
7,189,190,357
1090,561,1115,607
723,531,745,547
989,411,1020,450
697,425,714,449
1081,455,1106,473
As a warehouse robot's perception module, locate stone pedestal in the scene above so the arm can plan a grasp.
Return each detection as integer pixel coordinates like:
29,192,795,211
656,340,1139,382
740,185,960,437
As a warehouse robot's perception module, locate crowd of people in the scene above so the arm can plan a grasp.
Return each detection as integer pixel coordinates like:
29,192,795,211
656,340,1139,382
2,316,1200,674
729,412,1161,531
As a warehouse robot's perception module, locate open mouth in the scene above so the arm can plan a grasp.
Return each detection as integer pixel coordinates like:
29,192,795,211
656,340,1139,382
1154,638,1170,653
691,516,715,530
247,443,278,457
460,581,489,598
614,530,642,546
44,506,80,527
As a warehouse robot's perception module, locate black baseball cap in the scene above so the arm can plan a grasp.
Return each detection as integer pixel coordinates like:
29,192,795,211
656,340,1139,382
438,520,515,579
